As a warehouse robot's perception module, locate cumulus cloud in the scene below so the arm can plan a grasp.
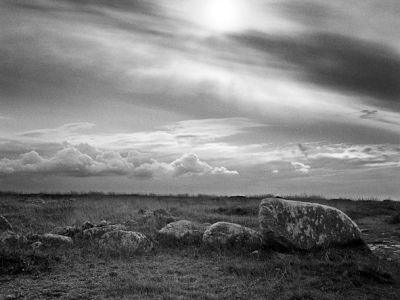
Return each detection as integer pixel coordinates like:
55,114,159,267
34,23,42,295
170,153,238,176
291,162,311,174
11,118,266,162
0,144,237,179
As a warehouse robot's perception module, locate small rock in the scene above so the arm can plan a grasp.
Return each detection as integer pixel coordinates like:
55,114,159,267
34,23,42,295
158,220,209,244
203,222,262,250
98,220,109,227
83,224,127,240
82,221,95,230
39,233,73,247
30,198,46,205
31,241,43,250
99,230,153,255
51,226,80,238
0,215,12,232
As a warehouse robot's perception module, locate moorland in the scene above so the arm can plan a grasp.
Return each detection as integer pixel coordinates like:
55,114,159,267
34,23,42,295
1,192,400,299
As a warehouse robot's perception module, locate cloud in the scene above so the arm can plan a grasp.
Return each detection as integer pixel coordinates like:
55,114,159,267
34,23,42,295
0,144,237,179
12,118,265,160
20,122,95,138
291,162,311,174
5,0,160,17
262,143,400,176
278,0,400,46
305,144,400,170
360,110,378,119
170,153,238,176
231,32,400,105
297,143,310,158
358,109,400,127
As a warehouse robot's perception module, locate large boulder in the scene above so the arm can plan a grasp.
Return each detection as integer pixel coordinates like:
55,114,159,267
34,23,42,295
158,220,209,245
0,215,12,232
203,222,262,250
99,230,153,255
82,224,127,240
259,198,363,250
39,233,73,248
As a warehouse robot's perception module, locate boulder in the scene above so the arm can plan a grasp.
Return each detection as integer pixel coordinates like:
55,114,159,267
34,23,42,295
82,224,127,240
99,230,153,255
203,222,262,250
39,233,73,247
259,198,363,250
0,215,12,232
158,220,209,244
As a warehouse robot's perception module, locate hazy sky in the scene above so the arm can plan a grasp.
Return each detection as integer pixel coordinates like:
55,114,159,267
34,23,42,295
1,0,400,198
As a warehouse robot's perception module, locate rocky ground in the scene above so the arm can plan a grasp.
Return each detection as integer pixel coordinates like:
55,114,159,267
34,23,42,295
0,193,400,299
358,215,400,262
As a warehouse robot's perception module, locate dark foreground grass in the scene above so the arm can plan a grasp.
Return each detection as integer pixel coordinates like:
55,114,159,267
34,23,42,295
2,246,399,299
1,193,400,299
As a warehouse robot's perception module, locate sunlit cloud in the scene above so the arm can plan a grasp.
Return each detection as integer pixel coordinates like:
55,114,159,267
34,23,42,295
0,144,237,179
0,0,400,196
291,162,311,174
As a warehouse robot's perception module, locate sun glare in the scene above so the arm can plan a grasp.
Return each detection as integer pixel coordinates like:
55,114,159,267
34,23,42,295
199,0,246,33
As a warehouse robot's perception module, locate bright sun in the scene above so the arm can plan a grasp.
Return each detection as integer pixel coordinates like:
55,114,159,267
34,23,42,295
199,0,245,32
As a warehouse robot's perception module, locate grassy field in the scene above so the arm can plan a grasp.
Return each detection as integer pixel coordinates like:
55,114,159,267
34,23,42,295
1,193,400,299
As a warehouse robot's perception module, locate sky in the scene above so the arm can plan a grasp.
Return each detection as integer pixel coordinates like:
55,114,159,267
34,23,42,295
0,0,400,198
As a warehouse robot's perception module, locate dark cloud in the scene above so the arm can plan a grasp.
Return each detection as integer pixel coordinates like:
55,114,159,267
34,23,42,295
297,144,310,158
5,0,158,16
232,32,400,105
278,1,336,27
360,109,378,119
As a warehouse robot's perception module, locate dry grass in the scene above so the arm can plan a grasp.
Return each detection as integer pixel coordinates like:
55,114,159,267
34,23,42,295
1,193,400,299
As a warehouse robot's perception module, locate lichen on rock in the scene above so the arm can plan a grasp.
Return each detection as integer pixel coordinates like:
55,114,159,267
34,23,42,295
158,220,209,245
98,230,153,255
203,221,262,250
259,198,364,250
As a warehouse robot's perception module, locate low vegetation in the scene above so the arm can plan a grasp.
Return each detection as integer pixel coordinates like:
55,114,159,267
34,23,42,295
1,192,400,299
